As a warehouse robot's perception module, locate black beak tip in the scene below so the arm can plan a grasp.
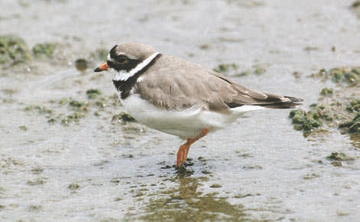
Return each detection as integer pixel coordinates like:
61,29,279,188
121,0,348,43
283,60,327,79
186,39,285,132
94,67,102,72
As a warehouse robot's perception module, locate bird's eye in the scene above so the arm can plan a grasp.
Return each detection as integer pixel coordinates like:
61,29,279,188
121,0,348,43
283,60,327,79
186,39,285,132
116,55,128,63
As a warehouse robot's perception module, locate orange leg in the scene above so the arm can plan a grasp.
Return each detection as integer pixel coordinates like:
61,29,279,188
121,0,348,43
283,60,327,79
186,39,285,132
176,128,210,168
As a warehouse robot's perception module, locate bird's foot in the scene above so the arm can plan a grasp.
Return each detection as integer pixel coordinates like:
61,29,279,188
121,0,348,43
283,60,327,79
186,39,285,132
176,143,190,169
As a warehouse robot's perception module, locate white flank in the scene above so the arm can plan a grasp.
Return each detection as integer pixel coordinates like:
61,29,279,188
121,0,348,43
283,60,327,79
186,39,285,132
120,94,266,139
231,105,265,113
113,52,160,81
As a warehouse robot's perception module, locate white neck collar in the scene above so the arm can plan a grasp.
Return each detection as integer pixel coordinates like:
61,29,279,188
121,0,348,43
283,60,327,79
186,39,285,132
113,52,160,81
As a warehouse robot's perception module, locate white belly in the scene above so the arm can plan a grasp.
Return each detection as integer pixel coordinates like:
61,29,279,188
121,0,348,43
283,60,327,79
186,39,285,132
120,94,264,139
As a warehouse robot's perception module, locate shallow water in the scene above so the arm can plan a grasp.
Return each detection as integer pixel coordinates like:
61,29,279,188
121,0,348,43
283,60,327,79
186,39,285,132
1,0,360,221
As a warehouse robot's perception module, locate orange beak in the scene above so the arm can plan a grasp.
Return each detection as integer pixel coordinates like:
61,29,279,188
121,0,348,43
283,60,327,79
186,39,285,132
94,62,109,72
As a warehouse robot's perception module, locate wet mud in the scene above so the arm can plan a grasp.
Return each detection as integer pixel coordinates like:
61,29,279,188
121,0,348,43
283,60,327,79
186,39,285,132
1,0,360,221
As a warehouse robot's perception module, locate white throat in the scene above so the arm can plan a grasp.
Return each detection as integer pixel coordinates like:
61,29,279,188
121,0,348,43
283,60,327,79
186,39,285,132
113,52,160,81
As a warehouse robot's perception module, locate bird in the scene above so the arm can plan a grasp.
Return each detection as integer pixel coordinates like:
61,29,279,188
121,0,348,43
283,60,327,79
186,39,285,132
94,42,303,168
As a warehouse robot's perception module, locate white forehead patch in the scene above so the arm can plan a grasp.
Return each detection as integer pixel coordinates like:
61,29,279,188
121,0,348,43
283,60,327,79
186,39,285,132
113,52,160,81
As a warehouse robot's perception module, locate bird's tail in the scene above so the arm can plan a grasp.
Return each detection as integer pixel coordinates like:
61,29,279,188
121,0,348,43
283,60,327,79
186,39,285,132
254,94,303,109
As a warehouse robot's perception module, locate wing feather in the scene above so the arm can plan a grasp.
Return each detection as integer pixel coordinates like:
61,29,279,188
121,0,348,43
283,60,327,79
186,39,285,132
134,55,302,111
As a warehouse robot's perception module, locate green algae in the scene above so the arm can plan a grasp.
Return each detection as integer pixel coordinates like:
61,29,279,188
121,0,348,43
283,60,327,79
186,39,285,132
253,64,267,75
326,152,355,167
312,67,360,86
86,89,102,99
339,113,360,134
338,99,360,134
59,99,89,125
213,63,267,76
61,112,85,126
112,112,136,123
213,63,239,74
303,173,321,180
31,167,44,175
19,125,28,131
32,42,57,58
210,183,222,188
326,152,355,161
0,35,31,64
292,67,360,138
289,106,330,137
34,92,119,126
23,97,86,126
346,99,360,113
320,87,334,96
69,99,88,109
292,100,360,137
27,178,47,186
68,183,80,190
24,105,53,115
349,133,360,148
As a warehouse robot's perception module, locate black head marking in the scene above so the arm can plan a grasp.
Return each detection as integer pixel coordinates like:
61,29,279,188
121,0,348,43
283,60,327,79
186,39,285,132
109,45,118,59
107,57,142,72
112,53,162,99
107,44,143,72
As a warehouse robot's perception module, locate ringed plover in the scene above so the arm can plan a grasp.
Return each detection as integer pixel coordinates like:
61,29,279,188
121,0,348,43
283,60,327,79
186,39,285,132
94,42,303,168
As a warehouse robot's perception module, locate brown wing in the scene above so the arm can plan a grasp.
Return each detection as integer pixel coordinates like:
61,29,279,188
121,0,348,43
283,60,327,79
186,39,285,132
135,55,302,111
208,71,303,109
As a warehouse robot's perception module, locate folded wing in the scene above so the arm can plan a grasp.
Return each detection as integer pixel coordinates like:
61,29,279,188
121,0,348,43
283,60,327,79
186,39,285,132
135,55,303,111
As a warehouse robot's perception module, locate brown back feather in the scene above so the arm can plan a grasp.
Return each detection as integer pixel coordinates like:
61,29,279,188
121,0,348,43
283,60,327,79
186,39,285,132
135,55,302,111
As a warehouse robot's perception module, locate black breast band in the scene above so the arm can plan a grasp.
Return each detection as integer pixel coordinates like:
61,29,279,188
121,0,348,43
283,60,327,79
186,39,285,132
112,53,162,99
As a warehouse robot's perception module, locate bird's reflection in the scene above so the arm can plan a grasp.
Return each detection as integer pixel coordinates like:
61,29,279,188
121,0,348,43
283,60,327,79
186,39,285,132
138,170,246,221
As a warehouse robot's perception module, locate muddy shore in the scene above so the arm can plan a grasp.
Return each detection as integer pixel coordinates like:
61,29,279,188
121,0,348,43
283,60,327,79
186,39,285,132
1,0,360,221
